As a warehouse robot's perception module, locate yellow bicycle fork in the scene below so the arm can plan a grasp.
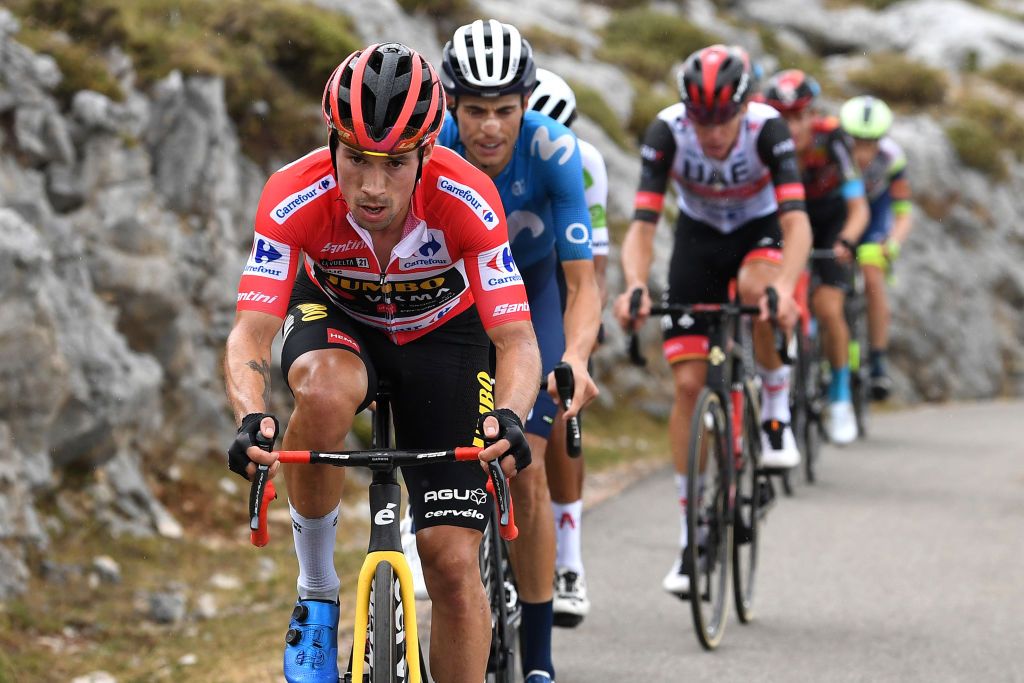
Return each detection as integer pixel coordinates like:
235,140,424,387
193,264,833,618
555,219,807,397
350,550,421,683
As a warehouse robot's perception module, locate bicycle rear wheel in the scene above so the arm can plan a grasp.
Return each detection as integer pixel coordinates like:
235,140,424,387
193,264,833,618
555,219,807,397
802,333,825,483
733,379,762,623
685,388,733,651
370,562,401,683
481,516,519,683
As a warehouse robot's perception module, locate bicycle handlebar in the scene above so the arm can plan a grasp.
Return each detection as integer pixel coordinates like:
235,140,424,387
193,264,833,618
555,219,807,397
248,446,518,547
553,361,582,457
626,286,791,366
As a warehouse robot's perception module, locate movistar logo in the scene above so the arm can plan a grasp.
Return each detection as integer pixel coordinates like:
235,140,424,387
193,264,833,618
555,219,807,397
530,126,576,165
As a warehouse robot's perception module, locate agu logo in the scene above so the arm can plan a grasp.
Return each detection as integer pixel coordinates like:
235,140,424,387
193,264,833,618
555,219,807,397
478,243,523,292
243,234,291,281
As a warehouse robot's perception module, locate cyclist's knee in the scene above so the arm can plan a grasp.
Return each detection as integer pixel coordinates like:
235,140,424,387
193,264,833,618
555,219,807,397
418,530,483,607
290,356,365,424
671,362,705,404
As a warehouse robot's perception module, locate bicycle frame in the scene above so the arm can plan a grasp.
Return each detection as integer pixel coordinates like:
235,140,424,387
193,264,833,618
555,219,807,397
246,391,517,683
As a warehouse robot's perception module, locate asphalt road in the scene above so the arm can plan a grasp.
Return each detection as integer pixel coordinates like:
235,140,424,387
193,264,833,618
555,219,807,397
551,401,1024,682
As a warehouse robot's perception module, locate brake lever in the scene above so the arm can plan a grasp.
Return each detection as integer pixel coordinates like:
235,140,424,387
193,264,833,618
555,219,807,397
553,362,582,457
628,288,648,367
248,432,277,547
765,286,792,366
486,460,518,541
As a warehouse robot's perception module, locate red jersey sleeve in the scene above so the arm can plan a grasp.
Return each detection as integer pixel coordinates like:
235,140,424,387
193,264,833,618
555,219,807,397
427,151,532,329
236,158,332,318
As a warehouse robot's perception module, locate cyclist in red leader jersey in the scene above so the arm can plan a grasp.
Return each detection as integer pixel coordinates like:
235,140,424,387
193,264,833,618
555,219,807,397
614,45,811,597
223,43,540,683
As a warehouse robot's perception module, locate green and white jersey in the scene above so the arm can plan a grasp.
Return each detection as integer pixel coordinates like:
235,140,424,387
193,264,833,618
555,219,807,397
580,139,609,257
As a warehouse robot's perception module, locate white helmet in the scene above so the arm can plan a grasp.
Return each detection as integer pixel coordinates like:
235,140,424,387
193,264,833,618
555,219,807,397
441,19,537,97
528,68,577,127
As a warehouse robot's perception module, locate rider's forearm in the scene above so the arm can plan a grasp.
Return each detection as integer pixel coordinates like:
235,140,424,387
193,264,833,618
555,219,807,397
595,254,609,309
561,266,601,363
224,323,277,422
621,220,657,289
890,213,913,245
777,210,812,293
840,197,870,244
492,324,542,422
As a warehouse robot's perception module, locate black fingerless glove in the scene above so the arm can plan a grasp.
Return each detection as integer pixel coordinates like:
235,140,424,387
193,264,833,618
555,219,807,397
478,408,531,472
227,413,279,480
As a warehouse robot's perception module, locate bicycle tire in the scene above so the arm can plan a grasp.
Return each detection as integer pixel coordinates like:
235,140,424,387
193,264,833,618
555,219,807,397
685,388,733,651
371,562,399,683
803,333,825,484
482,517,519,683
733,379,761,623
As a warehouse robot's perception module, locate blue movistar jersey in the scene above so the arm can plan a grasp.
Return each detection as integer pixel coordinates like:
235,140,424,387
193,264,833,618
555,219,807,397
438,110,592,270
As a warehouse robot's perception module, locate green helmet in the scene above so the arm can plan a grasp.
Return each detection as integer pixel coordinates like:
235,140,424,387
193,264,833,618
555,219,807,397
839,96,893,140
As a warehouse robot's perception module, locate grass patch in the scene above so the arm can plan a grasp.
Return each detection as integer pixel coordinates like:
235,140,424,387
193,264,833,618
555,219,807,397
847,53,947,106
8,0,361,163
14,25,123,105
395,0,476,33
627,77,678,143
945,96,1024,181
569,80,632,149
598,8,719,82
523,25,584,58
590,0,651,8
985,61,1024,96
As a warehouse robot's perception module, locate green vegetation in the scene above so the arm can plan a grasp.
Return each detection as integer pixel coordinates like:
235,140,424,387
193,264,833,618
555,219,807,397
946,96,1024,180
985,61,1024,96
627,77,678,143
847,53,947,106
598,8,719,82
569,80,632,149
395,0,476,33
591,0,651,9
523,25,584,58
945,121,1006,180
14,26,123,104
9,0,362,162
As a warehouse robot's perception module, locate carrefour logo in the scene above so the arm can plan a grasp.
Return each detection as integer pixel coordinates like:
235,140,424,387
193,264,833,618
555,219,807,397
478,243,523,292
243,233,292,281
437,176,500,230
270,174,336,225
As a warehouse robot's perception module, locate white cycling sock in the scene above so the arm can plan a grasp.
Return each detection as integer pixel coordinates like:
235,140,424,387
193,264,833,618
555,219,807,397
758,364,792,424
552,500,584,575
290,502,341,601
675,473,688,548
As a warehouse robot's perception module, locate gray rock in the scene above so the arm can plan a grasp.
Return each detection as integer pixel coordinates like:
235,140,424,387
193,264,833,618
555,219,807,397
92,555,122,584
0,543,30,599
70,672,117,683
147,585,188,624
45,163,85,212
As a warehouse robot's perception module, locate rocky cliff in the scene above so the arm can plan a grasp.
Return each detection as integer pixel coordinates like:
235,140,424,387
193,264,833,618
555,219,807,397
1,0,1023,599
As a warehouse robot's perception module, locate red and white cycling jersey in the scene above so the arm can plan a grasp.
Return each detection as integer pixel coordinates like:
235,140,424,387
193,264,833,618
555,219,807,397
634,101,805,233
236,146,531,344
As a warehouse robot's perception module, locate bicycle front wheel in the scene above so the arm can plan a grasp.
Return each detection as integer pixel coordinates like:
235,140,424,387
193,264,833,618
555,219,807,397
733,379,762,623
685,388,733,651
481,515,519,683
370,562,400,683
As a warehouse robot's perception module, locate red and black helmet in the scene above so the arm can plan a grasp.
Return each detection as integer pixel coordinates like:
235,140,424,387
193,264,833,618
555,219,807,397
323,43,446,156
763,69,821,114
677,44,753,126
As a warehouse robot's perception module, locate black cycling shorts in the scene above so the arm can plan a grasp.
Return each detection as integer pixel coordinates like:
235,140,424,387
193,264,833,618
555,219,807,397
280,270,492,533
808,199,852,292
662,211,782,362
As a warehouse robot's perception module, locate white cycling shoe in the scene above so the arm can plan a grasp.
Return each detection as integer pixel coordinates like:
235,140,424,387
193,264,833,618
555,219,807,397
662,554,691,596
553,567,590,627
759,420,801,469
399,509,430,601
828,400,858,445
